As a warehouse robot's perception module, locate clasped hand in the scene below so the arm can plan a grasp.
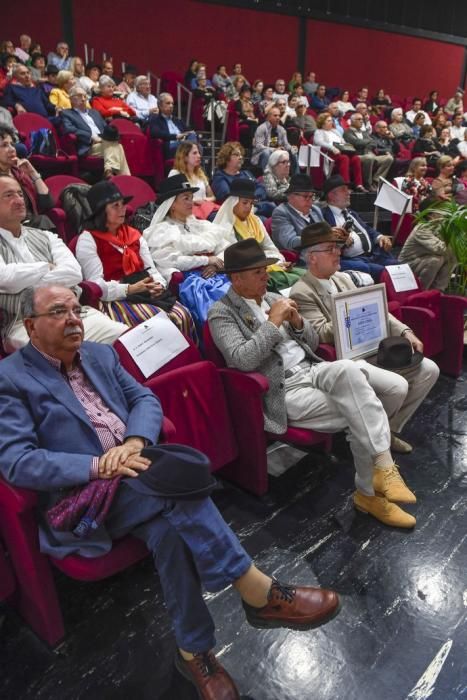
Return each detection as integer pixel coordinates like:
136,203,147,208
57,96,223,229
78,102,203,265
98,438,151,479
127,276,164,298
267,298,303,329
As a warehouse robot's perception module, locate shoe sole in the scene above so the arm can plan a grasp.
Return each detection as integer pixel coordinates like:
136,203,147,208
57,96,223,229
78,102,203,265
354,504,415,528
245,595,342,631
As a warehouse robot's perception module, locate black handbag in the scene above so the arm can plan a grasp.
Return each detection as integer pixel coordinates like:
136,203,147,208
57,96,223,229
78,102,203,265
121,269,176,311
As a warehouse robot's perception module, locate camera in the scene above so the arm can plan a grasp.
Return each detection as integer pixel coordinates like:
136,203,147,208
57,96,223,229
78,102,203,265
343,219,353,232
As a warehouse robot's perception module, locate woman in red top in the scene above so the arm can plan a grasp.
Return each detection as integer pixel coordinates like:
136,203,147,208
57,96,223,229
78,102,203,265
75,181,197,341
91,76,136,120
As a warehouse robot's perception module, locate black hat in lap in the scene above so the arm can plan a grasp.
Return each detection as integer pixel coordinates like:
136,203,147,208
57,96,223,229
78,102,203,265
367,337,423,371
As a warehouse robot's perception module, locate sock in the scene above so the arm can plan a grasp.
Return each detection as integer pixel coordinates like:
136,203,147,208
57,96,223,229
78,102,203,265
374,450,394,470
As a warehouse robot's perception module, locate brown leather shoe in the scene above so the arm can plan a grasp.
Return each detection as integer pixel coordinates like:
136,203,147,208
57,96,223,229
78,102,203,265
243,579,341,631
174,650,240,700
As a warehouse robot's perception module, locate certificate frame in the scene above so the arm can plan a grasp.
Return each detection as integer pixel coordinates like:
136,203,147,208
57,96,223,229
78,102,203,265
330,283,389,361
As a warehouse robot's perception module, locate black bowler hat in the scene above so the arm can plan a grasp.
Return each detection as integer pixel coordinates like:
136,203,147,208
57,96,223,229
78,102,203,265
137,444,216,499
368,337,423,371
286,173,316,194
223,239,279,273
323,174,351,196
86,181,132,215
296,221,346,250
157,174,200,204
228,178,256,199
45,64,59,75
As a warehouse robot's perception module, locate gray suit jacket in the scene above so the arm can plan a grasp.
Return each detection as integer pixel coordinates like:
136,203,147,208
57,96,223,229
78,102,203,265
290,271,408,343
207,287,322,434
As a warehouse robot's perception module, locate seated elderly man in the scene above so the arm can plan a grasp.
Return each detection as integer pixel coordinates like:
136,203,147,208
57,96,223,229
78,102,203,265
271,174,323,258
289,221,439,452
399,197,458,291
344,113,393,190
349,103,372,133
47,41,72,71
251,106,295,172
405,98,431,126
3,64,56,118
148,92,197,159
0,176,126,352
0,283,340,700
320,175,398,281
126,75,159,122
61,86,130,177
208,239,419,529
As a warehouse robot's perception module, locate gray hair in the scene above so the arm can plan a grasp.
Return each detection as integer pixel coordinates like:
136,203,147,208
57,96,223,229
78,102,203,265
391,107,403,120
69,85,86,98
98,75,115,89
20,287,38,318
350,113,363,125
158,92,173,103
135,75,150,90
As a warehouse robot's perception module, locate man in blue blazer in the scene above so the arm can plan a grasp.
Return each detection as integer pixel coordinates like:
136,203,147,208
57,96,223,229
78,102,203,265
148,92,197,158
61,86,130,175
0,284,340,699
321,174,398,281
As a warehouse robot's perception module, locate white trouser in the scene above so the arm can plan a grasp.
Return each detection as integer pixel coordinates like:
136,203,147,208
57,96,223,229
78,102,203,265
90,140,131,175
355,357,439,433
285,359,391,495
4,306,127,352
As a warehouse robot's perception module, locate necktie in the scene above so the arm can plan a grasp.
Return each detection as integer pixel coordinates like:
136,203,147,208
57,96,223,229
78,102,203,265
343,210,371,254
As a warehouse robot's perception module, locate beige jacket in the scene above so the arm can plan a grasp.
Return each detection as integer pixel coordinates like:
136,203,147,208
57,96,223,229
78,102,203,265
290,270,408,343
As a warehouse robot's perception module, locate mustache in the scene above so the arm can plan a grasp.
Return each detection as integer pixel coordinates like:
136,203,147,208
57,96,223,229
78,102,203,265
64,325,83,337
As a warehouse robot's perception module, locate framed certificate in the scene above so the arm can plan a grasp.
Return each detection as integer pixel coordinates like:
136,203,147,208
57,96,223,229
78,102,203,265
330,283,389,360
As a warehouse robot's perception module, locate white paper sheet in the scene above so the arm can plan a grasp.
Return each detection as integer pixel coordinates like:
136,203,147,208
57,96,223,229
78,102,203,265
374,178,413,214
298,144,321,168
385,264,418,292
118,311,189,378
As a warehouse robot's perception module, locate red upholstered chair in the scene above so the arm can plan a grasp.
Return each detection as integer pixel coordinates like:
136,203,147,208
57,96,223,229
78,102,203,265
0,417,176,646
13,113,78,177
0,538,15,602
203,323,332,496
57,130,104,176
44,174,87,242
380,269,467,377
109,174,156,212
225,100,240,141
110,119,156,178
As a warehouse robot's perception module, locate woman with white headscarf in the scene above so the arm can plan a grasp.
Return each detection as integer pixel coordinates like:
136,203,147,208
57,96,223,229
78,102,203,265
262,150,291,203
143,174,236,324
213,178,305,292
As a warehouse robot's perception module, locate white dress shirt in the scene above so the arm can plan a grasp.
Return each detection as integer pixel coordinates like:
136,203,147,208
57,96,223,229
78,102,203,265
126,92,158,119
328,205,377,258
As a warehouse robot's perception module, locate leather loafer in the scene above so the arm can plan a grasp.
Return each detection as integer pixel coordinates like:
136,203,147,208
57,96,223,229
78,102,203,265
354,490,416,528
174,650,240,700
243,579,341,631
373,465,416,504
391,433,413,454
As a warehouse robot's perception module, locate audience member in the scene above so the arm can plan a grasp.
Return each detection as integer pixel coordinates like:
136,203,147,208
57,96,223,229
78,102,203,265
271,173,323,257
116,65,137,97
399,197,458,290
273,78,288,99
400,157,431,212
413,124,441,166
184,59,198,89
436,127,460,159
389,107,413,141
233,85,258,146
29,52,47,82
213,178,304,292
3,63,55,117
353,86,369,104
310,84,329,112
91,76,136,120
14,34,32,63
126,75,158,122
335,90,355,115
168,141,218,220
313,113,366,192
432,111,449,136
78,62,101,98
258,84,275,117
320,175,397,280
101,60,114,78
211,64,232,93
251,107,295,172
70,56,85,81
208,238,418,529
411,112,426,138
423,90,439,114
371,89,392,110
344,113,393,190
291,96,317,140
288,72,303,94
0,53,19,95
449,113,466,141
49,69,76,112
431,155,457,199
148,92,197,158
263,150,291,203
405,98,431,125
61,86,130,177
370,120,400,164
40,64,60,98
75,181,196,340
445,89,464,117
0,176,126,352
47,41,72,71
251,79,264,105
303,71,318,96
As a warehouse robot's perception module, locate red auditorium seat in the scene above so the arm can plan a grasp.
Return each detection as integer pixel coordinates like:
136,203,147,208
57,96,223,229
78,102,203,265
203,322,332,496
110,119,156,179
109,174,156,212
0,417,176,646
380,269,467,377
14,113,79,177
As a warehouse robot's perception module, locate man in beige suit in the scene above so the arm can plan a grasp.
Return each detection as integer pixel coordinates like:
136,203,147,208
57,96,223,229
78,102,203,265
290,222,439,452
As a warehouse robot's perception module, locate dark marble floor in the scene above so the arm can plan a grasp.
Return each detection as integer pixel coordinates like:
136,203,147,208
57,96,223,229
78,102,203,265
1,359,466,700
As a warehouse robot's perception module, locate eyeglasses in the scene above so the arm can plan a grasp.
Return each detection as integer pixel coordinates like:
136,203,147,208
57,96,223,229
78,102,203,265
296,193,316,200
28,306,88,320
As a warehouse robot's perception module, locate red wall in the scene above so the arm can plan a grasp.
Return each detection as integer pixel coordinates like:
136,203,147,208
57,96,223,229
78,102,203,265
3,1,464,99
306,20,464,99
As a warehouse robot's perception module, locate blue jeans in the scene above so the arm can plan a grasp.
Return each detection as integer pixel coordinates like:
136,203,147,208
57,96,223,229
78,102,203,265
105,481,252,652
340,252,398,282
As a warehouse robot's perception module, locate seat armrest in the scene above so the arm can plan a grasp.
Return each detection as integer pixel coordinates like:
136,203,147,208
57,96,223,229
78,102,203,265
0,479,38,512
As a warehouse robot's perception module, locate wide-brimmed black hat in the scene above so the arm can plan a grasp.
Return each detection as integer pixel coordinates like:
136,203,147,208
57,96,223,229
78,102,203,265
136,444,216,499
367,336,423,371
45,64,59,75
157,174,199,204
228,178,256,199
223,239,279,273
323,174,351,196
86,181,132,215
286,173,316,195
296,221,346,250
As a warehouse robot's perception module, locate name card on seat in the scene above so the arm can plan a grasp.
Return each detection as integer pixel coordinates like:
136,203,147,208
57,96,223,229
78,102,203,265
385,264,418,292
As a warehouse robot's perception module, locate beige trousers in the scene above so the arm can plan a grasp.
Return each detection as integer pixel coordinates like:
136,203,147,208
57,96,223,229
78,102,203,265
90,140,131,175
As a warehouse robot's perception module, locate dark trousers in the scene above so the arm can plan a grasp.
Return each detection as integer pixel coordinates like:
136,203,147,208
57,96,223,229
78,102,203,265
340,251,398,281
105,481,252,652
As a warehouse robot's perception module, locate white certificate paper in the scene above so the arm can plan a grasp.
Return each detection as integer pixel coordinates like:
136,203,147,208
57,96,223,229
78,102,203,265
385,264,418,292
118,312,189,378
298,144,321,168
375,178,413,214
331,284,389,360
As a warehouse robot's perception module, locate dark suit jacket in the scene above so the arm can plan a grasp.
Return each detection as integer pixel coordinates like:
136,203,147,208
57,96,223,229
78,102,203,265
148,114,188,156
0,342,162,557
60,108,107,156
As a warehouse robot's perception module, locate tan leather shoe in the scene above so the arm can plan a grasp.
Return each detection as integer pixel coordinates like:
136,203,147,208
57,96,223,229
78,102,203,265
391,433,413,454
373,465,416,503
243,579,341,631
175,650,240,700
354,491,416,528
